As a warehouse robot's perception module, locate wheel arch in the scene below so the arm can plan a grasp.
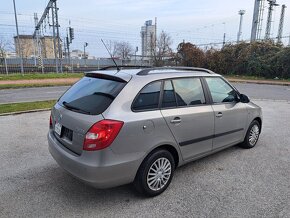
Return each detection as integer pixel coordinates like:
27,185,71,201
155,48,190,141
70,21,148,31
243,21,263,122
253,117,262,131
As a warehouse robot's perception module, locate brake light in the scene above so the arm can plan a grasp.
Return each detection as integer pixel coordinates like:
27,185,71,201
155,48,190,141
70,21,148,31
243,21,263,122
83,120,124,151
49,114,53,128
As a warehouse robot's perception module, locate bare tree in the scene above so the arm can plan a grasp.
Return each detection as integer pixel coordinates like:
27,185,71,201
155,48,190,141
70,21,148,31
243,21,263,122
152,31,173,66
114,41,133,60
106,40,118,58
0,38,10,58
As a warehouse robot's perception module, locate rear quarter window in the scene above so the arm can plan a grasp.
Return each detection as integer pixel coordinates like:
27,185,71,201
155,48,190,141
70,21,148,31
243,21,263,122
58,76,126,115
132,81,161,111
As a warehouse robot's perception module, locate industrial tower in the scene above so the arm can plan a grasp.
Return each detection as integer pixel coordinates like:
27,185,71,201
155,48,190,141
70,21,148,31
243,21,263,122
251,0,266,41
237,10,246,43
140,19,157,58
277,5,286,43
265,0,279,40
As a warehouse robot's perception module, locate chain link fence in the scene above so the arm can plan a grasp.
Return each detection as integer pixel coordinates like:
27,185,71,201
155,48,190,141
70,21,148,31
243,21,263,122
0,57,152,74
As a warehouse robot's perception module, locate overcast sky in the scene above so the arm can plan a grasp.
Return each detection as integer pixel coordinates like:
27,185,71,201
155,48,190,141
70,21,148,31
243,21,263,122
1,0,289,57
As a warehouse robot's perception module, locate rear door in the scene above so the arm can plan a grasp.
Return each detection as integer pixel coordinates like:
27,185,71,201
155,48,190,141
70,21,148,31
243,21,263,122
204,77,248,150
161,78,215,160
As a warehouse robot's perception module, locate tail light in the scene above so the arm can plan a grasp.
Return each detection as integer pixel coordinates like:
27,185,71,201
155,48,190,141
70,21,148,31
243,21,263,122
83,120,124,151
49,114,53,128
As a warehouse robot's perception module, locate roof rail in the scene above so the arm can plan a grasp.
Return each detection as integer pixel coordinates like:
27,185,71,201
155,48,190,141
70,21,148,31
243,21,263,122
100,65,152,70
137,67,215,76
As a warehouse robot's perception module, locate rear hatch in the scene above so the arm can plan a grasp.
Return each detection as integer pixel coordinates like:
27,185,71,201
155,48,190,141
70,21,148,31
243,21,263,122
51,73,127,155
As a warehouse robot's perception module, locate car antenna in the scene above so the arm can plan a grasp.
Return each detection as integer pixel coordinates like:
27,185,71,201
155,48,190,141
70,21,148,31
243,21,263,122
101,39,120,71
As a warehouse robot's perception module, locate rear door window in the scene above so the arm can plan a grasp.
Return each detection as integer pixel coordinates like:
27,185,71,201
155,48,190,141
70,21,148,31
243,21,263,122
162,78,206,108
132,81,161,111
58,76,126,115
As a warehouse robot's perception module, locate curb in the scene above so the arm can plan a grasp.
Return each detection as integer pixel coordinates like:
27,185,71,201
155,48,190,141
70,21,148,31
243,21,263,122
0,108,51,116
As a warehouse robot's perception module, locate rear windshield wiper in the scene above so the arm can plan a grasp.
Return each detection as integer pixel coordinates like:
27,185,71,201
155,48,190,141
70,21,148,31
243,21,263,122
93,92,115,100
62,101,91,115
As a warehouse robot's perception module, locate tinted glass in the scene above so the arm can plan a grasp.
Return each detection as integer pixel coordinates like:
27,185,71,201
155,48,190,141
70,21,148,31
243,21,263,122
205,77,237,103
162,80,177,108
132,81,161,111
58,76,126,115
172,78,206,106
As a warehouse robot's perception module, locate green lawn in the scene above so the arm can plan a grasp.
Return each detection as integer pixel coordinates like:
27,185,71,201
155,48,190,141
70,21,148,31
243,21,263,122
0,73,84,81
0,100,56,115
0,83,73,89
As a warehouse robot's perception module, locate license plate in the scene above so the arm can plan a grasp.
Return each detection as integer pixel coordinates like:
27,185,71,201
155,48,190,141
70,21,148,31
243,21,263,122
54,122,62,136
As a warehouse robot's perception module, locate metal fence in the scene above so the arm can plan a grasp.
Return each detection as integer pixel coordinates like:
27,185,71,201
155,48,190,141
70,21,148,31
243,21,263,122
0,58,152,74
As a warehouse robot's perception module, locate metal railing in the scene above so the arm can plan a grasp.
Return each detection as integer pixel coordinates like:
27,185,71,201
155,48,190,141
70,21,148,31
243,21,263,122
0,58,152,74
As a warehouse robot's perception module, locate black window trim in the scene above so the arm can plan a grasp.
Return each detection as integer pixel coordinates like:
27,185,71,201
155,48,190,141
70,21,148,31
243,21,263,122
202,76,241,105
131,76,212,113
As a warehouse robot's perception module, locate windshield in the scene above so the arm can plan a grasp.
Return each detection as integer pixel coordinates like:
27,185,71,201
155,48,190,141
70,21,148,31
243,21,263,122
58,76,126,115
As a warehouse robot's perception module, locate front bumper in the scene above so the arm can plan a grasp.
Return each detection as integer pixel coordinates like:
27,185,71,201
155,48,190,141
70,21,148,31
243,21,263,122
48,131,140,188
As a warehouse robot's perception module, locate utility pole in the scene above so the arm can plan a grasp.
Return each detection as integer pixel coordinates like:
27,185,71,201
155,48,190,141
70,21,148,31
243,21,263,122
34,13,44,73
12,0,24,74
34,0,61,73
223,33,226,47
54,0,62,73
237,10,246,43
277,5,286,44
265,0,279,40
155,17,157,55
51,2,58,73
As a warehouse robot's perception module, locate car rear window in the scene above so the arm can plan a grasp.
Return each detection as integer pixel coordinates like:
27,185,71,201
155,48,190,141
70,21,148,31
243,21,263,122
58,76,126,115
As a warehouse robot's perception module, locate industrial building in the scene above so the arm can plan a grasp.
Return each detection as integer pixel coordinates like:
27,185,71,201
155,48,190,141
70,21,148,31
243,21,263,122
14,35,62,59
140,19,156,58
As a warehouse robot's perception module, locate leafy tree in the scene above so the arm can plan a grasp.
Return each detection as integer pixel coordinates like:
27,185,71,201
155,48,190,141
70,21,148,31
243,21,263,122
176,42,205,67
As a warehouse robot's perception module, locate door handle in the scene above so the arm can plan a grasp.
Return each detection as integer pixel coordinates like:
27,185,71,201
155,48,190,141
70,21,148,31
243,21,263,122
170,117,181,124
216,112,223,118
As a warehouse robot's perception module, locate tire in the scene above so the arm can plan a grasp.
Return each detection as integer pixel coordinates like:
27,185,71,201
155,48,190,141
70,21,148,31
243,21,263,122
239,120,261,149
134,149,175,197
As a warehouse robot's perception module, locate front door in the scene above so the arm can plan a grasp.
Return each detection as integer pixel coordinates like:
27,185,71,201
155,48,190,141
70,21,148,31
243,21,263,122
205,77,248,150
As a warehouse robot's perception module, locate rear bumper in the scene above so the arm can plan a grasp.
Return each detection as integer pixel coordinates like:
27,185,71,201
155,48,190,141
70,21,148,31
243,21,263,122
48,131,141,188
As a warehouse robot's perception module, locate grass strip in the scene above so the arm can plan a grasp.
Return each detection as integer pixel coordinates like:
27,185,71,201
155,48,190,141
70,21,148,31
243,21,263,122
0,73,83,81
0,83,73,89
0,100,56,114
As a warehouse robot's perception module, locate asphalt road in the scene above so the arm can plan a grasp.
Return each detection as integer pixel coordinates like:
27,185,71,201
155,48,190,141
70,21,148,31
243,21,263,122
0,99,290,216
0,83,290,104
0,86,70,104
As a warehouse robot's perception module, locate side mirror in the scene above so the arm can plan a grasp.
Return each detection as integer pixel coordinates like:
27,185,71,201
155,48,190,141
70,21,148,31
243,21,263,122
240,94,250,103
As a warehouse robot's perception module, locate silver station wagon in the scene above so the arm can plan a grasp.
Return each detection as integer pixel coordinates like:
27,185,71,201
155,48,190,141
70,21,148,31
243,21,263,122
48,67,262,196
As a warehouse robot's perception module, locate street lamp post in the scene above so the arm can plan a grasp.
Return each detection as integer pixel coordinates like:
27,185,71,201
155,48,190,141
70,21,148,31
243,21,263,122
13,0,24,75
84,42,88,66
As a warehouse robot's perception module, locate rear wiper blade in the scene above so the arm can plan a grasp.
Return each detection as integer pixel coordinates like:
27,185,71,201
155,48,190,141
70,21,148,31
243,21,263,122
93,92,115,100
62,101,91,115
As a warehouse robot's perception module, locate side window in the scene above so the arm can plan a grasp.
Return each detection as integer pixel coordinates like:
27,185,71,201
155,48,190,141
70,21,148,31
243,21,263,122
162,80,177,108
205,77,237,103
132,81,161,111
162,78,206,108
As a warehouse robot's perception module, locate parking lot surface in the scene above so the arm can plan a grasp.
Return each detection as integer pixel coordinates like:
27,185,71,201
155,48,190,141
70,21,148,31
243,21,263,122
0,100,289,217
